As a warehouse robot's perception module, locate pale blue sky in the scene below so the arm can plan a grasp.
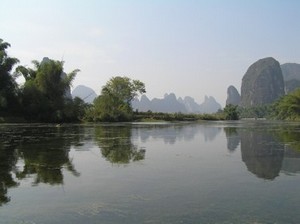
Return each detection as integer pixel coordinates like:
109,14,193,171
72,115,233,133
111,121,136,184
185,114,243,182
1,0,300,106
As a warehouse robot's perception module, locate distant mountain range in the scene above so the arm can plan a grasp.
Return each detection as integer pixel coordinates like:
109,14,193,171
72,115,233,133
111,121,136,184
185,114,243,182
72,85,221,113
132,93,221,114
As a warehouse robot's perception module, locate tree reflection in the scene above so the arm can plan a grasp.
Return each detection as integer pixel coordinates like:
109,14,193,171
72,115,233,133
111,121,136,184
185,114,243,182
224,127,240,152
276,127,300,151
275,127,300,174
0,125,83,206
15,126,80,185
0,142,19,206
95,125,145,164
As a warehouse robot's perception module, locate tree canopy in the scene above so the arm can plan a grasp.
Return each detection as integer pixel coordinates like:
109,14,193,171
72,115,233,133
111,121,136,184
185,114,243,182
273,89,300,120
223,104,239,120
16,57,80,122
93,76,146,121
0,39,20,113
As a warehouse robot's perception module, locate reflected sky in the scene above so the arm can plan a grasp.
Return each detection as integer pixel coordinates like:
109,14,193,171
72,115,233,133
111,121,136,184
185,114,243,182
1,122,300,223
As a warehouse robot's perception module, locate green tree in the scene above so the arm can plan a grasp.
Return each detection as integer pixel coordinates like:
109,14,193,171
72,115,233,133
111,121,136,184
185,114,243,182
223,104,239,120
238,105,272,119
273,89,300,120
94,76,146,121
16,58,80,122
63,97,89,122
0,39,20,114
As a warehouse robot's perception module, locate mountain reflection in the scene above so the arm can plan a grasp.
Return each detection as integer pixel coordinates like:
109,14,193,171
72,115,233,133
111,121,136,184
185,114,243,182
224,127,240,152
95,125,145,164
240,130,284,180
94,123,221,164
224,124,300,180
132,123,221,144
2,122,300,207
0,125,82,206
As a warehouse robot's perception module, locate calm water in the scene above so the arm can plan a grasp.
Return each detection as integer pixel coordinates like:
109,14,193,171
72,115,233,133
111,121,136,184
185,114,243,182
1,121,300,224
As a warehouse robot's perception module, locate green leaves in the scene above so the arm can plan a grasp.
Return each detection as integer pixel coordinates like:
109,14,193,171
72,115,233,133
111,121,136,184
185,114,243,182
273,89,300,120
223,104,239,120
94,76,146,121
0,39,20,113
18,57,80,122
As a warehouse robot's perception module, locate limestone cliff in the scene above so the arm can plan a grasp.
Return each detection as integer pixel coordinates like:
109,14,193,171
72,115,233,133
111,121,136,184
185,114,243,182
226,85,240,106
240,57,284,107
281,63,300,93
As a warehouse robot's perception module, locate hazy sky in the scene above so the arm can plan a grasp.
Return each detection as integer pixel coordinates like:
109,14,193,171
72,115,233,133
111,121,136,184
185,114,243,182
1,0,300,106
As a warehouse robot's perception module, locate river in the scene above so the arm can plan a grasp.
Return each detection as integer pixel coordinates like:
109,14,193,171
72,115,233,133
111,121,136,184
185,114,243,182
1,121,300,223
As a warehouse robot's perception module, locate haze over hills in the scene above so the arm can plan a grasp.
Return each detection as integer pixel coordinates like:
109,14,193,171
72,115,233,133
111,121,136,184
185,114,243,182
71,85,97,103
226,58,300,108
281,63,300,94
73,58,300,112
72,85,222,113
226,85,240,106
132,93,221,114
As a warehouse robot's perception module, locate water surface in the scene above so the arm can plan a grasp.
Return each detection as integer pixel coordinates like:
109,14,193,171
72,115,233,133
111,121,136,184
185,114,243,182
1,121,300,223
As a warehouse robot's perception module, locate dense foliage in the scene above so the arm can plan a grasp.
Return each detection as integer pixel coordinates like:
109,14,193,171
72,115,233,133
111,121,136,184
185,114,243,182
0,38,87,122
16,58,82,122
238,104,273,119
223,104,239,120
91,76,146,121
0,39,20,114
273,89,300,120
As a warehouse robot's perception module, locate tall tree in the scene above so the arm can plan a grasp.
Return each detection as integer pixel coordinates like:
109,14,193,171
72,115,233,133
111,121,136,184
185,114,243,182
94,76,146,121
0,39,20,113
16,57,80,122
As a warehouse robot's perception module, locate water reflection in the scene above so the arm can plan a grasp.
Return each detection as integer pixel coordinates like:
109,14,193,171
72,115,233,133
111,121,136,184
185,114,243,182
224,123,300,180
95,125,145,164
2,122,300,208
132,123,222,144
240,130,284,180
224,127,240,152
0,140,19,206
0,125,83,205
276,127,300,174
15,132,80,186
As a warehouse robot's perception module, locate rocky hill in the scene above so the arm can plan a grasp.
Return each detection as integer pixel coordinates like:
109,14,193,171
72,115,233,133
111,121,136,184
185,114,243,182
199,96,222,113
226,85,240,106
281,63,300,93
72,85,97,103
178,96,201,113
132,93,221,114
240,57,285,107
